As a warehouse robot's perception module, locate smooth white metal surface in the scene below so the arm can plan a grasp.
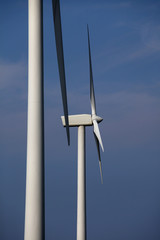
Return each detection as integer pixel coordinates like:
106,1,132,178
77,126,86,240
24,0,44,239
61,114,92,127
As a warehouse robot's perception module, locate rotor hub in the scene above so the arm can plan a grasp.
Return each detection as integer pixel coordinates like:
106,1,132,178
92,114,103,123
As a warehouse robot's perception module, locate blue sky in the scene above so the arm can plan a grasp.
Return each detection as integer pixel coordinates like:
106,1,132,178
0,0,160,239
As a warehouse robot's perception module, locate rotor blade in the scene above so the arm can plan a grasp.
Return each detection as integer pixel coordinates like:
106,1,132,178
93,120,104,152
52,0,70,145
87,25,96,116
94,133,103,184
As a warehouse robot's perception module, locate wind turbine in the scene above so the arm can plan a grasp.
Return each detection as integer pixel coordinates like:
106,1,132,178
61,25,104,240
24,0,69,240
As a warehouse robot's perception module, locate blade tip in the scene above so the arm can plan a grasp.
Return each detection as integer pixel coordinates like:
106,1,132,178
99,161,103,184
101,174,103,184
66,124,70,146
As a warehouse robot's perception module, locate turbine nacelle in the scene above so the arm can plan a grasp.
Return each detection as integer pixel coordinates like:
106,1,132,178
61,114,103,127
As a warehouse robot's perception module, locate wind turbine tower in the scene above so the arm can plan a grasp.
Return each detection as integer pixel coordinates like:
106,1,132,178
24,1,44,239
61,26,104,240
24,0,69,239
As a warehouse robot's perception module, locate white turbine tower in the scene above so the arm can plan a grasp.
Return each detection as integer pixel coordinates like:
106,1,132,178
24,0,69,239
61,25,104,240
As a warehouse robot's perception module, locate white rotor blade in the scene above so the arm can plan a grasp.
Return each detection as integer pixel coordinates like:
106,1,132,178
93,120,104,152
94,133,103,184
87,25,96,116
52,0,70,145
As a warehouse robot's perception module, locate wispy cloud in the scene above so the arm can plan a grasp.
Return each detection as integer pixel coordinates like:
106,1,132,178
141,23,160,51
99,90,160,149
0,60,27,90
97,20,160,72
99,45,157,72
